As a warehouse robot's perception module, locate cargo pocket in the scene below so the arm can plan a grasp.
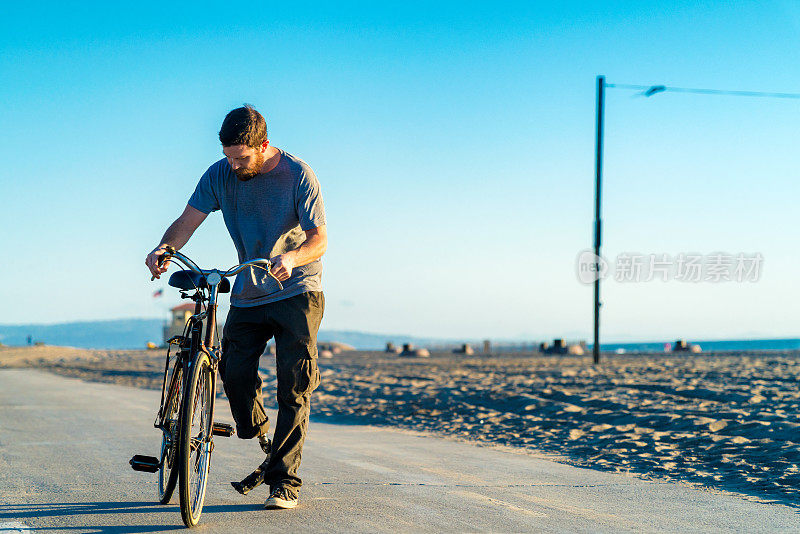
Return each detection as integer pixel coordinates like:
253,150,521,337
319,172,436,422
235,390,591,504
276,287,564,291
298,335,318,359
302,358,320,395
287,358,320,398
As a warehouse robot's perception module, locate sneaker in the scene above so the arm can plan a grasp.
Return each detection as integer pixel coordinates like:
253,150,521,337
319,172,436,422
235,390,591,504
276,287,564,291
264,486,299,509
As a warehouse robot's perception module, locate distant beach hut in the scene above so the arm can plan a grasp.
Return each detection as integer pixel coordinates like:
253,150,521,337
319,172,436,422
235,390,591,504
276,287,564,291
541,338,568,354
385,342,402,354
540,338,586,355
672,339,702,353
318,341,355,355
400,343,430,358
453,343,474,355
163,303,196,345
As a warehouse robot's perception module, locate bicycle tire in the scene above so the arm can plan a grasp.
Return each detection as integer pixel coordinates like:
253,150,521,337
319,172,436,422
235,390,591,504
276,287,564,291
157,364,183,504
178,351,213,528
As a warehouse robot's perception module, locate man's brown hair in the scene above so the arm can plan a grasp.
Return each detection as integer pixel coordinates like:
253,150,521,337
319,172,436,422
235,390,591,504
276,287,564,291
219,105,268,147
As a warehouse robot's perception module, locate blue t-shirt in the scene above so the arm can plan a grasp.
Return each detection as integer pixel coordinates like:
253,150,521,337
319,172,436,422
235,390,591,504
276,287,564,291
188,149,326,307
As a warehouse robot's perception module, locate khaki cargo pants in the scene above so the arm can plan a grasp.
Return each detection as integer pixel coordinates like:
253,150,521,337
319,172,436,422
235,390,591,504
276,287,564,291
220,291,324,492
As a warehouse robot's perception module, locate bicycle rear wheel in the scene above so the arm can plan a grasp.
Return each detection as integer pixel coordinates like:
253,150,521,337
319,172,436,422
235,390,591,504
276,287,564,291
158,364,183,504
178,351,213,528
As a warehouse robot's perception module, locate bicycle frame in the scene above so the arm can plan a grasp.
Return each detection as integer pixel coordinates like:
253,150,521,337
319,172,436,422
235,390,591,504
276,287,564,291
158,293,220,430
155,245,281,423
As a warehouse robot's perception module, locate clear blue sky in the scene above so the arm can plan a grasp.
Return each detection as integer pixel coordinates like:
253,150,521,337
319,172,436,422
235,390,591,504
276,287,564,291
1,1,798,342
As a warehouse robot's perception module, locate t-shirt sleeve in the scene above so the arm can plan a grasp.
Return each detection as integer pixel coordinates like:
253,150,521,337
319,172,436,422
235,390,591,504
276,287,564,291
296,168,326,231
188,167,221,214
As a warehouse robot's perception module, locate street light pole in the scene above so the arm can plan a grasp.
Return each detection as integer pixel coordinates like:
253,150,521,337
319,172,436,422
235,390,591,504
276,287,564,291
593,75,605,365
588,78,793,363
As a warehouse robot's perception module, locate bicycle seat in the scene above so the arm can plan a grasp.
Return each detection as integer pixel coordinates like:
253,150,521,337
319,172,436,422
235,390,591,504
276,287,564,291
168,270,231,293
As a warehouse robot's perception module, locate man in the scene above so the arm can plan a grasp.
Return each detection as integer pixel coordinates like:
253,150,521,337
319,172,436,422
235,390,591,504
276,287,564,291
145,105,327,510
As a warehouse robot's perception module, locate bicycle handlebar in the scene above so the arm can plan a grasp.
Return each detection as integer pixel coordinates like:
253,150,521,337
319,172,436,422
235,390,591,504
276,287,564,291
154,245,284,291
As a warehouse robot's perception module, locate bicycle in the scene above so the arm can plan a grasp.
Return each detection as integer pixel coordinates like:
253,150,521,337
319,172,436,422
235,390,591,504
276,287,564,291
130,246,282,528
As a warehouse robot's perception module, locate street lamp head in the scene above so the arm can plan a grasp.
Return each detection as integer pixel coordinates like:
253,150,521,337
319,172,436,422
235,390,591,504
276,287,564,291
644,85,667,97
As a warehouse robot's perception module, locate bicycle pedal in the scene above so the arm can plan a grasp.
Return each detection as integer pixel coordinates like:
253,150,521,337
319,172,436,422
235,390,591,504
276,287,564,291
212,422,234,437
130,455,160,473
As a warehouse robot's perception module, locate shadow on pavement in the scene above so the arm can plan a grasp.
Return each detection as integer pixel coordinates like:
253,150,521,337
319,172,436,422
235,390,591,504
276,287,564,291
0,501,262,532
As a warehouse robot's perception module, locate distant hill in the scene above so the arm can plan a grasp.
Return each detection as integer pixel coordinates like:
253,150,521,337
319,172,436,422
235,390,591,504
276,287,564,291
0,319,456,351
0,319,165,350
4,319,794,353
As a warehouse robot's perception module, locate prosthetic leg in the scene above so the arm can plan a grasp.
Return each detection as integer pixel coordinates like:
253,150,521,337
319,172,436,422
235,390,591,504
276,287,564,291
231,435,271,495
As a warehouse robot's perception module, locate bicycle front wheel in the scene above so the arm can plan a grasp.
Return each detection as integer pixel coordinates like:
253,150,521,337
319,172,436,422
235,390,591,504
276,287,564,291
158,364,183,504
178,351,213,528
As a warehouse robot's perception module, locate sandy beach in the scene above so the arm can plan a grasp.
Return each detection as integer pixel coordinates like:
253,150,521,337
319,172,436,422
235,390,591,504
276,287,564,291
3,345,798,508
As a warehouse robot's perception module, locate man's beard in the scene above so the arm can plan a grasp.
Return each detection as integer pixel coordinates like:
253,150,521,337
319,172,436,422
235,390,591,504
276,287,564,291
234,152,266,181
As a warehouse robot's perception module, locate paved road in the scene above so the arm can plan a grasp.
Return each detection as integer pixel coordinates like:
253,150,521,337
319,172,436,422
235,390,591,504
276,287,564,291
0,369,798,533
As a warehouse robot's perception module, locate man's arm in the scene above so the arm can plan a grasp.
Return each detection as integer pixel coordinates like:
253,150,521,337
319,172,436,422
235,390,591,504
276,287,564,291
269,225,327,282
145,204,209,279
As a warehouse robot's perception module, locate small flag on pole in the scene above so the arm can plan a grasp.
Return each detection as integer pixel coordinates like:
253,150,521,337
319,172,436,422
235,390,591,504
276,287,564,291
153,289,164,298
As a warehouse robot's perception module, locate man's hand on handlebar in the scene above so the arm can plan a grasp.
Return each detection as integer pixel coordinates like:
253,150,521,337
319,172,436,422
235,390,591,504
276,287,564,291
269,252,296,282
145,244,173,279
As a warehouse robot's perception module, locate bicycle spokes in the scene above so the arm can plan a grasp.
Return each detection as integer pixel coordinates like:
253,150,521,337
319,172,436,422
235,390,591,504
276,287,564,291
180,355,214,526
